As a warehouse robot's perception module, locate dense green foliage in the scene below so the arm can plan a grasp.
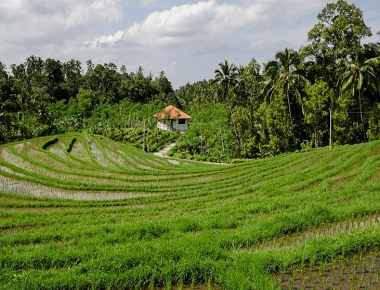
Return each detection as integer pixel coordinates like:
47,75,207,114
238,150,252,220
0,0,379,161
0,59,178,151
1,134,380,289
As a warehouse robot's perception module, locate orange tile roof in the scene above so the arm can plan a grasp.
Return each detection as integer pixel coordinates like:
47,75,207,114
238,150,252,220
154,105,191,120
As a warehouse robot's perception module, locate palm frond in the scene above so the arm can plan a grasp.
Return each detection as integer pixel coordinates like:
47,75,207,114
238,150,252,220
358,73,364,91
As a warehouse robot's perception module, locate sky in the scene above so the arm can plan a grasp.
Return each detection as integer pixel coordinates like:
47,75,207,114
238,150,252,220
0,0,379,89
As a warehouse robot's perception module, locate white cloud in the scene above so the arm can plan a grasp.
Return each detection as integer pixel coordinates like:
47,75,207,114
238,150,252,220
0,0,122,46
285,0,326,10
251,40,265,48
87,0,269,48
139,0,161,7
66,0,122,27
210,2,268,32
88,31,125,47
0,0,22,11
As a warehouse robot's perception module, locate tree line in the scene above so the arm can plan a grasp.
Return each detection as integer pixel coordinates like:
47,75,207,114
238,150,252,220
0,55,179,145
1,0,380,161
173,0,380,160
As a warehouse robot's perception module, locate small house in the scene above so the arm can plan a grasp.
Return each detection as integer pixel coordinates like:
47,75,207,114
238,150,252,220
154,105,191,132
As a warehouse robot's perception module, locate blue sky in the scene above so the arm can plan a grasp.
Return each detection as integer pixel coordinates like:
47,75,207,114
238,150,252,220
0,0,379,88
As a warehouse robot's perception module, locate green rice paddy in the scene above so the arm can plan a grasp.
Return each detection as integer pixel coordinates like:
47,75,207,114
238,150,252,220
1,133,380,289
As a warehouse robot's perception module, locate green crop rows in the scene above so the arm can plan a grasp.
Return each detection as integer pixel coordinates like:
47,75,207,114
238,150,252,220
1,133,380,289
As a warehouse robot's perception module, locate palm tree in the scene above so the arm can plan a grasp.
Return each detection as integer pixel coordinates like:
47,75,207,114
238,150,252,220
262,48,309,128
211,60,239,106
337,43,379,141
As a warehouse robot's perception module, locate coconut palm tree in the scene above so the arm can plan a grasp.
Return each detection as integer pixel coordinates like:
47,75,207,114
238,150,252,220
211,60,239,106
337,43,379,141
262,48,309,128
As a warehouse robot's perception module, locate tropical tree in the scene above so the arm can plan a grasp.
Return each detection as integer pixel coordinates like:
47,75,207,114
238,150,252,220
306,0,372,62
302,0,372,108
265,91,293,154
0,61,10,107
336,43,379,141
25,55,44,85
242,58,261,98
241,58,262,130
153,71,178,106
7,63,38,124
62,59,82,101
303,81,332,147
5,87,37,124
211,60,239,107
119,68,160,104
262,48,308,128
175,80,215,109
43,58,65,102
0,61,12,143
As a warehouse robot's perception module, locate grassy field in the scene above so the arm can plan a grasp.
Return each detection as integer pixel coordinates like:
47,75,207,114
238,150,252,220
1,133,380,289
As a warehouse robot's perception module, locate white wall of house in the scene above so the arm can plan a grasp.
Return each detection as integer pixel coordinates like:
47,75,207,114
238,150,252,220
157,119,188,132
157,121,170,131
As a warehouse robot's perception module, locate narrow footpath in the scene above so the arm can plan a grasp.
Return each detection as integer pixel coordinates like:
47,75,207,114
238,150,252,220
153,143,177,158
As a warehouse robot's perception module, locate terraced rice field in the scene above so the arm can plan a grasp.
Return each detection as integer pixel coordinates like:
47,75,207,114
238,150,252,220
1,133,380,289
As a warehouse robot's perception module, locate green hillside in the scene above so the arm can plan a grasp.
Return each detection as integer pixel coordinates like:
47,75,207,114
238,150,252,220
1,134,380,289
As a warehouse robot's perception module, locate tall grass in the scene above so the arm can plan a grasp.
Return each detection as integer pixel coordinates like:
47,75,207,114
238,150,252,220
1,135,380,289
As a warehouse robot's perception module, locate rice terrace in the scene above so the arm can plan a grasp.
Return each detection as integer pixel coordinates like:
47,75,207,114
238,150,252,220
0,133,380,289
